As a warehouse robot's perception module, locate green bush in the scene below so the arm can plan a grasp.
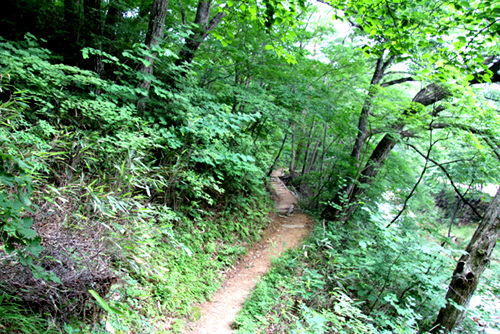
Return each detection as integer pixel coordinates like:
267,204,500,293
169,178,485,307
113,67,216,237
0,36,275,331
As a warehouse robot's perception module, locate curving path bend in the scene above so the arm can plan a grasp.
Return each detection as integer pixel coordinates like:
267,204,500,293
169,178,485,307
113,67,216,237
184,169,312,334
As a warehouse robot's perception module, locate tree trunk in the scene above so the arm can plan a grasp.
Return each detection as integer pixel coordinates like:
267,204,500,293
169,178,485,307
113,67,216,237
64,0,82,66
139,0,170,92
322,82,452,222
175,0,226,66
306,137,321,174
290,123,297,174
292,108,309,174
267,132,288,176
301,120,316,176
431,187,500,333
322,129,401,221
321,54,393,220
103,0,123,46
350,54,394,162
83,0,104,75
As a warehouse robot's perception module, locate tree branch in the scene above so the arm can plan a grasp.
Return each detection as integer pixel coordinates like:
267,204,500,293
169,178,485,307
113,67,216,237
406,143,483,219
381,55,396,73
431,122,500,161
384,71,411,76
178,0,187,25
205,11,227,36
381,77,415,87
347,18,363,30
387,122,435,228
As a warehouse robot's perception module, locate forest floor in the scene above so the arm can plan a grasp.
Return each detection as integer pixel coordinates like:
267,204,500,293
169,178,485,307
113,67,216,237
184,169,313,334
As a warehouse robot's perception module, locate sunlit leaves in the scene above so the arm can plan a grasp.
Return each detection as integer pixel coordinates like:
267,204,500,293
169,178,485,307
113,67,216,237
328,0,499,82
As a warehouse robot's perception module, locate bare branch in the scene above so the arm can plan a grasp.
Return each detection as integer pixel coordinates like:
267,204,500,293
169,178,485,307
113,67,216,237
206,11,227,35
386,122,435,228
384,71,411,76
381,77,415,87
381,55,396,73
406,143,483,219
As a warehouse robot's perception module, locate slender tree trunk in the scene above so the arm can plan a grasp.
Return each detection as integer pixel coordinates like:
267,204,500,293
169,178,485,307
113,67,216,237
231,68,240,113
290,123,296,174
311,128,340,208
447,198,461,239
293,108,309,175
431,187,500,333
314,124,330,206
321,54,394,220
322,83,452,222
83,0,104,75
306,138,321,174
238,75,252,112
268,132,288,176
64,0,81,65
319,123,329,175
175,0,227,66
301,120,316,176
294,139,304,175
103,0,123,48
252,117,267,144
350,54,394,162
139,0,170,92
322,130,401,222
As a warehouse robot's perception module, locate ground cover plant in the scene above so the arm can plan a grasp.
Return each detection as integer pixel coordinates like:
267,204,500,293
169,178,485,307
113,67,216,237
0,36,274,332
1,0,500,332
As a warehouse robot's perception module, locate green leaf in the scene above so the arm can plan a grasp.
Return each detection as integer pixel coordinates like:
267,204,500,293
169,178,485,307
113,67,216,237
82,48,89,59
26,244,43,257
89,290,124,316
249,6,257,19
17,228,38,239
465,74,475,81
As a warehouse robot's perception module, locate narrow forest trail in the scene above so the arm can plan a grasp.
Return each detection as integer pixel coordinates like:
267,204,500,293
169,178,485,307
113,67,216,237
184,169,312,334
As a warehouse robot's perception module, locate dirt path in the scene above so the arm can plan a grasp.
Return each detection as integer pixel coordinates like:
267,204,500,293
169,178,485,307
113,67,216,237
184,169,312,334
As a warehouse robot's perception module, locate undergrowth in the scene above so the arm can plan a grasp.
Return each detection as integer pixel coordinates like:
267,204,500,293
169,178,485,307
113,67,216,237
234,208,458,334
233,231,375,334
0,294,60,334
0,36,274,332
58,195,273,333
236,199,500,334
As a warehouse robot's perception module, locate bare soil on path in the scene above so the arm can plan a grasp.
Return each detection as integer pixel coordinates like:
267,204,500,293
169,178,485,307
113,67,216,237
184,169,312,334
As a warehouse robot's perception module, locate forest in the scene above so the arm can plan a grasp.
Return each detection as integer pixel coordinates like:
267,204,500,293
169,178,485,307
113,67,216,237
0,0,499,333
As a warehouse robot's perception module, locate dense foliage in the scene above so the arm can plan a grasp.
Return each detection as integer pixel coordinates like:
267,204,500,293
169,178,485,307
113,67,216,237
1,0,500,333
